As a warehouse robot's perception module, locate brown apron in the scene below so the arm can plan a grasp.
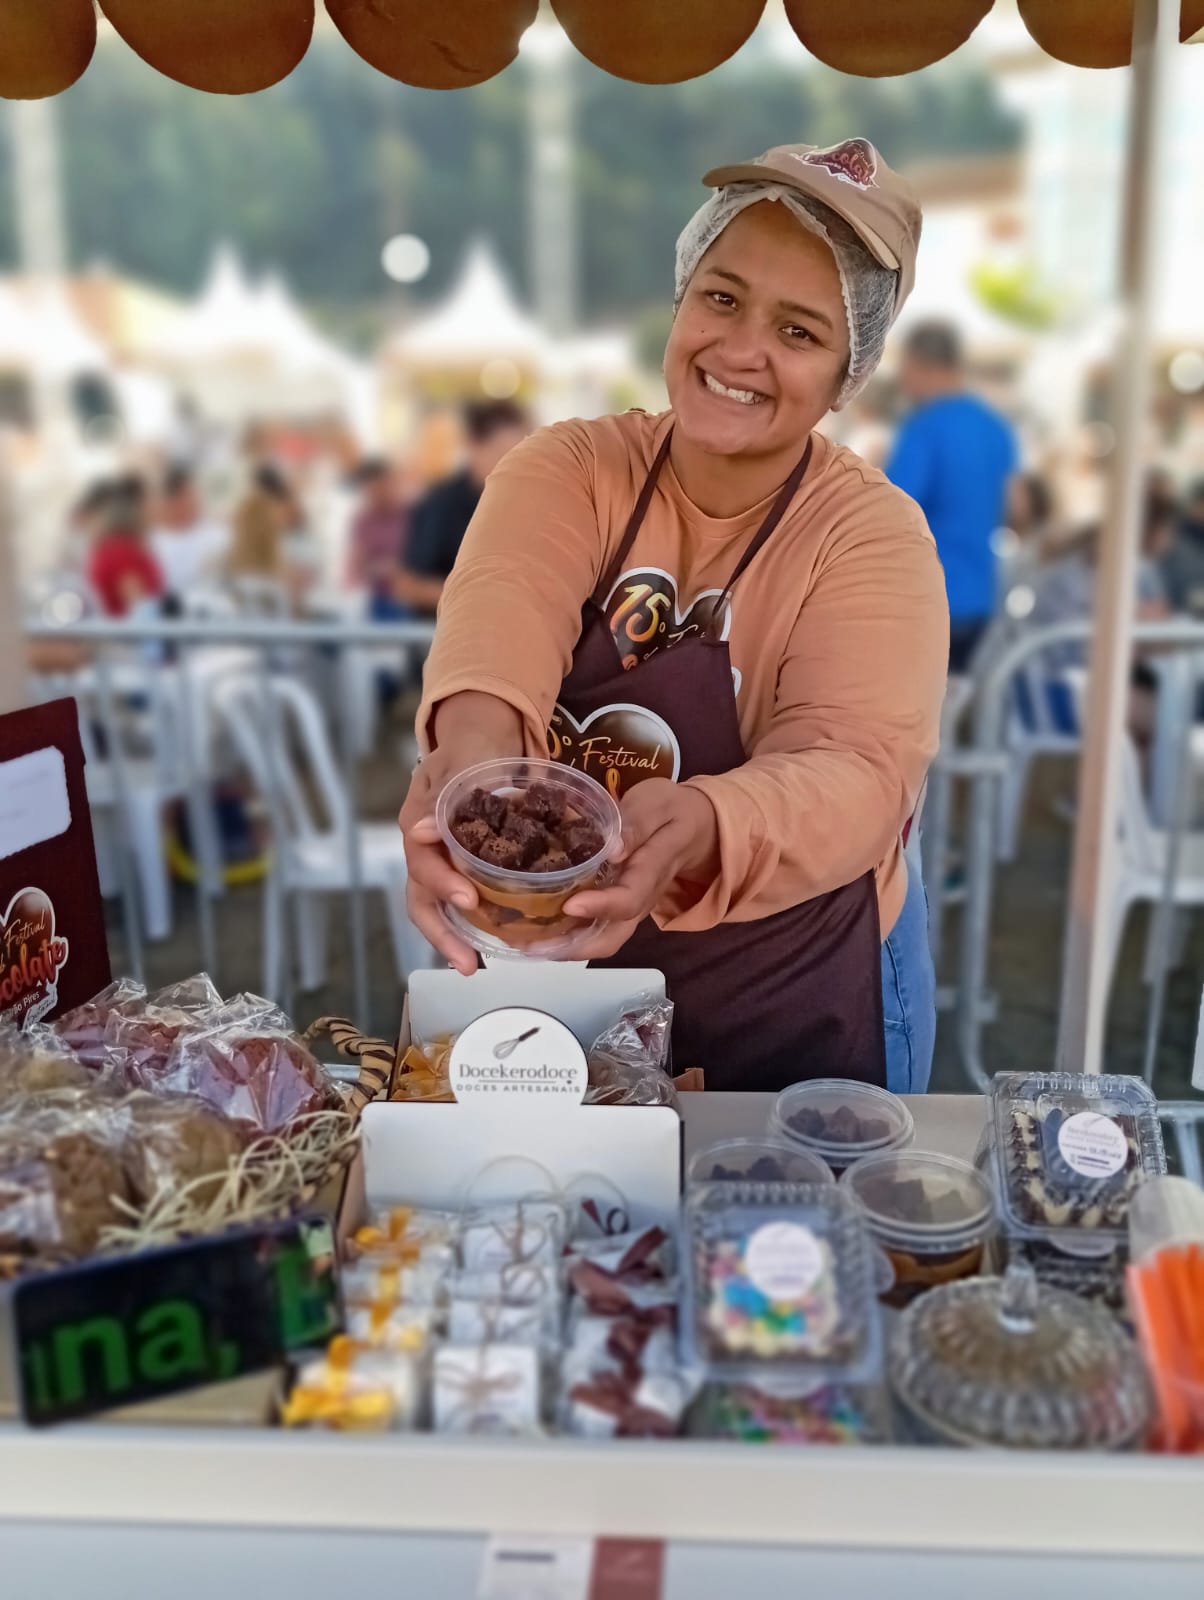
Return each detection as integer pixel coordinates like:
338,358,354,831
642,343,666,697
549,429,885,1093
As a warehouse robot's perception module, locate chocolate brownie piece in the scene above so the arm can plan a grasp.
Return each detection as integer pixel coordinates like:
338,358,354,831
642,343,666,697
479,835,524,870
451,817,492,856
531,848,572,874
459,788,508,831
519,781,564,826
561,818,603,865
502,811,549,868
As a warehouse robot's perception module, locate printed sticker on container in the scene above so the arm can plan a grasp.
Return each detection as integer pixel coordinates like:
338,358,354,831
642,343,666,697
1056,1112,1130,1180
744,1222,824,1302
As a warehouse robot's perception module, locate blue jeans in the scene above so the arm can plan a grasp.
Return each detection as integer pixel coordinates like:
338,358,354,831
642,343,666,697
881,859,936,1094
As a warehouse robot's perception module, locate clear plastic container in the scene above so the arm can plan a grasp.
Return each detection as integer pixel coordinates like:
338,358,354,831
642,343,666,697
987,1071,1166,1248
436,758,622,959
769,1079,914,1176
686,1137,834,1188
683,1181,882,1385
889,1264,1152,1451
842,1150,994,1308
692,1374,889,1445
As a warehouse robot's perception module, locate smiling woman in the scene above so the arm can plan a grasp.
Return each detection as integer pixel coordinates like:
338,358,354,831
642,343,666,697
400,139,949,1099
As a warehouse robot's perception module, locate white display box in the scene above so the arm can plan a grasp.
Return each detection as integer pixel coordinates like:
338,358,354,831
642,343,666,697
346,965,682,1236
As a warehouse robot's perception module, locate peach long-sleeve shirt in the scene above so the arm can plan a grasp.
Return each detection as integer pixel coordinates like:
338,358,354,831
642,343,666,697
417,409,948,940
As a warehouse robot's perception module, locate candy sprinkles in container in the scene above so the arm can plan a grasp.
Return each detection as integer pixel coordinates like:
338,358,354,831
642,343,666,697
683,1182,883,1388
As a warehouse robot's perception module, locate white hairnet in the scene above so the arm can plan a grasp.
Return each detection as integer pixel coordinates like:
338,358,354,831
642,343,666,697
674,182,898,404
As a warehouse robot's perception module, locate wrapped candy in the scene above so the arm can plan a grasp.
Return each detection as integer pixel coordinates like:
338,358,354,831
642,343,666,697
52,977,147,1069
461,1200,566,1273
584,997,677,1108
341,1259,447,1309
0,1026,94,1096
349,1205,458,1269
565,1313,678,1381
563,1369,691,1439
0,1119,134,1260
282,1336,419,1432
448,1297,551,1346
113,1090,244,1208
433,1342,542,1436
344,1301,436,1354
567,1225,673,1283
155,1024,340,1137
391,1039,455,1103
447,1261,563,1345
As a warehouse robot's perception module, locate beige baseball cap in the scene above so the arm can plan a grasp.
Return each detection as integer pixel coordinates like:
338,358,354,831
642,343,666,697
702,139,921,311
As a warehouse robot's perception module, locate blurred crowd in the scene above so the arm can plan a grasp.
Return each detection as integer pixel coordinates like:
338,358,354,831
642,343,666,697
31,398,531,644
834,320,1204,678
26,331,1204,719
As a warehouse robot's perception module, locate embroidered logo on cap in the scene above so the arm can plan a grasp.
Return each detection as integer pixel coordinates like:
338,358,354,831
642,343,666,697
792,139,878,190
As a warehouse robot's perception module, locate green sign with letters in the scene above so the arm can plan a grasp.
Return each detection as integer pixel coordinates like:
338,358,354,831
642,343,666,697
13,1216,339,1426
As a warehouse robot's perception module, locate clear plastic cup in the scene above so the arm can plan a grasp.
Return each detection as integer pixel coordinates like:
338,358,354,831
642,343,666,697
769,1079,914,1176
687,1137,834,1188
841,1150,994,1309
436,758,622,959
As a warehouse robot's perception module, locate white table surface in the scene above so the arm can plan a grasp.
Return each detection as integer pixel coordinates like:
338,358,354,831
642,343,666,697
2,1090,1201,1594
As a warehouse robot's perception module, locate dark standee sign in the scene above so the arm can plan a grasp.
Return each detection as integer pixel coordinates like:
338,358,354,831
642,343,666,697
13,1217,340,1426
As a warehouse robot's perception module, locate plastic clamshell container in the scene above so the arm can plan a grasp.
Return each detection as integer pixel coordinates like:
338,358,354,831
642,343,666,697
769,1079,914,1175
889,1265,1152,1451
841,1150,995,1309
686,1137,834,1188
987,1071,1166,1248
692,1374,890,1445
436,758,622,960
683,1181,882,1387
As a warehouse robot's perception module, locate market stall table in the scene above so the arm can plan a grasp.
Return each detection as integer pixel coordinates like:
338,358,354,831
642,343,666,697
2,1090,1203,1593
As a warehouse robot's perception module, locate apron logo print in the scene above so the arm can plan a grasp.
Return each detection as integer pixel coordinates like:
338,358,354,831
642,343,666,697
603,566,730,671
547,701,682,797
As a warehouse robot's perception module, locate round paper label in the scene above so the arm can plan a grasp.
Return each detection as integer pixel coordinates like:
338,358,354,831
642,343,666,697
743,1222,823,1302
1056,1111,1129,1179
448,1007,588,1102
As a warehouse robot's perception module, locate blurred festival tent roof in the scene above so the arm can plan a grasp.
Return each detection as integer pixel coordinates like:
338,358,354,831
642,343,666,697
0,278,110,378
381,238,636,422
149,243,373,432
382,239,550,381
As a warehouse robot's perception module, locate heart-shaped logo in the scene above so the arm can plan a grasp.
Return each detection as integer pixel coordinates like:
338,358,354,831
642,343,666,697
547,701,682,798
0,886,70,1027
794,139,878,190
603,566,729,672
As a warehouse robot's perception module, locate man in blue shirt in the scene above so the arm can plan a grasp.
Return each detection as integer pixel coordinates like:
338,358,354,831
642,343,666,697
886,321,1018,672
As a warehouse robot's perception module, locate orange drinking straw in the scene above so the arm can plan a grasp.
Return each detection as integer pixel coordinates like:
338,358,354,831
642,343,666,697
1128,1247,1204,1451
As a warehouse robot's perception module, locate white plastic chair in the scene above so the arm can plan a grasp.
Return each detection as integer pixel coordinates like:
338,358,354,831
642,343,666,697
997,651,1081,862
1101,732,1204,997
212,673,438,997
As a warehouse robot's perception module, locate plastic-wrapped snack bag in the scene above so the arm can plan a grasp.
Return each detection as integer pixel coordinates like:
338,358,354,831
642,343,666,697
585,997,678,1108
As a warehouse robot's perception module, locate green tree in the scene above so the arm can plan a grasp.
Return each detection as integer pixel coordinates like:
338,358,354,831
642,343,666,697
8,32,1018,343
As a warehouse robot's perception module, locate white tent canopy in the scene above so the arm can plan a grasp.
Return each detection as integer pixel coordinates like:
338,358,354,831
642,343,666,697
149,244,370,430
385,240,550,367
0,280,109,377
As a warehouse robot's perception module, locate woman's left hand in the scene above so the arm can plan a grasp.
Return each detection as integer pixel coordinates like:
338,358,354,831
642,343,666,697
563,779,718,958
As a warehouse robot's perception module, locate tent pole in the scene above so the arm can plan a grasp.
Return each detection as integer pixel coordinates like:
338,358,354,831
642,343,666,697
0,460,26,715
1055,0,1178,1074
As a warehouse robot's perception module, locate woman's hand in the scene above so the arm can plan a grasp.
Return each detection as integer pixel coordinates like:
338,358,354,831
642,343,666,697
399,692,524,975
563,779,719,959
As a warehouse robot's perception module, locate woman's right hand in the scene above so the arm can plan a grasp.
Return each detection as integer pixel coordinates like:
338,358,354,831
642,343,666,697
398,692,524,975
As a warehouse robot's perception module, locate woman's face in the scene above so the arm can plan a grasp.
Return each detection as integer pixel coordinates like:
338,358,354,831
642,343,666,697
664,200,850,461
